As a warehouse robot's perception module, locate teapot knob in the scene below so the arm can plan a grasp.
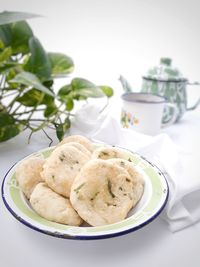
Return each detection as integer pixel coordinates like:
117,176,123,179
160,57,172,66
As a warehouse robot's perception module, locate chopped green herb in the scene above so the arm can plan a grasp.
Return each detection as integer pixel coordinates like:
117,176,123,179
108,179,115,198
120,161,125,166
106,202,117,207
128,158,132,162
51,174,55,179
99,151,109,158
90,192,99,201
71,160,79,164
74,183,85,193
59,153,65,162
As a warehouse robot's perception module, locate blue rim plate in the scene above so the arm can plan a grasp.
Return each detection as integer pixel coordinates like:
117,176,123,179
1,144,169,240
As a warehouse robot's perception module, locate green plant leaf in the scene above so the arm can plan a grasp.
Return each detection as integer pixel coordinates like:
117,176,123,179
64,117,71,130
58,84,72,97
55,119,71,141
55,124,64,141
44,105,58,117
0,61,20,73
48,52,74,77
0,39,4,49
0,124,22,142
0,46,12,62
99,85,114,97
0,111,22,142
0,24,12,47
43,80,54,88
10,21,33,54
24,37,52,81
41,94,54,105
0,111,14,126
10,71,55,97
17,89,43,107
71,78,104,98
5,68,21,89
0,11,41,25
65,98,74,111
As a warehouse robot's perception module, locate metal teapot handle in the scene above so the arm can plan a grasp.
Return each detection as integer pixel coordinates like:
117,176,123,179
186,81,200,111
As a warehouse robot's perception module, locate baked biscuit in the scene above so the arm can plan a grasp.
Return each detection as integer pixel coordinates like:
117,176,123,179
64,142,91,158
41,144,90,197
16,156,45,199
70,159,136,226
108,158,144,208
92,146,125,160
30,183,82,226
58,135,93,152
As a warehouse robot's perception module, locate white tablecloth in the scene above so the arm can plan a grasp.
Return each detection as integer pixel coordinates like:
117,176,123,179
0,109,200,267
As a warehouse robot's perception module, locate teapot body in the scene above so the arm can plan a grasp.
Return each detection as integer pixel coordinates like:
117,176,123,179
142,78,187,122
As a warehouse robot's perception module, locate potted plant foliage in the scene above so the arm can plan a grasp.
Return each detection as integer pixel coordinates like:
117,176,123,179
0,11,113,144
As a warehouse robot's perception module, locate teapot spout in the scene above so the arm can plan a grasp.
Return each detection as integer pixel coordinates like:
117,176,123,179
119,75,133,93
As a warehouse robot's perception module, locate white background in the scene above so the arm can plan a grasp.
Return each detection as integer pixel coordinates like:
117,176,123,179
1,1,200,267
1,0,200,97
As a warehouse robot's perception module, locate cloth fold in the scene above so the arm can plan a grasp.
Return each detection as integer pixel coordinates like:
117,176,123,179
71,110,200,232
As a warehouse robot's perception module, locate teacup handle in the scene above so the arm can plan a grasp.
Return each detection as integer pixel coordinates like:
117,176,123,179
162,103,178,127
186,81,200,111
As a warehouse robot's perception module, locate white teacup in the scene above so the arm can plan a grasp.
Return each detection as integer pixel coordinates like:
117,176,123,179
121,93,178,135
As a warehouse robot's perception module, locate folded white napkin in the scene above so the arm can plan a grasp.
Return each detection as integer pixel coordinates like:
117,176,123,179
70,106,200,232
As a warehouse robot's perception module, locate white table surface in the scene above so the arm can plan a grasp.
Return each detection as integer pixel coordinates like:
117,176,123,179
1,1,200,265
1,108,200,267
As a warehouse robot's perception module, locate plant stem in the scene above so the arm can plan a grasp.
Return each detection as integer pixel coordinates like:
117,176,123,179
99,97,109,114
42,128,53,146
10,103,22,115
2,91,18,99
0,74,5,98
14,108,45,116
7,93,21,112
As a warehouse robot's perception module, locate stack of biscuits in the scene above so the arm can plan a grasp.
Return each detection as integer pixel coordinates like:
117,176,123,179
16,135,144,227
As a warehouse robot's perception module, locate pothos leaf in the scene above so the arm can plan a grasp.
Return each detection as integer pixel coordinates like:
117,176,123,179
0,111,23,142
58,84,72,98
71,78,104,98
24,37,52,81
0,24,12,47
17,89,43,107
0,124,22,142
0,46,12,62
44,105,58,118
65,98,74,111
48,52,74,77
99,85,114,97
0,111,14,126
10,71,55,97
55,118,71,141
0,11,41,26
10,21,33,54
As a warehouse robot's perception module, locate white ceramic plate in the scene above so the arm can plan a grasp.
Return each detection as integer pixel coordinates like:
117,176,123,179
1,144,169,240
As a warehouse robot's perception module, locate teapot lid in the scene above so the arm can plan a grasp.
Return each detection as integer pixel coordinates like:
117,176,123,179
143,58,187,82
